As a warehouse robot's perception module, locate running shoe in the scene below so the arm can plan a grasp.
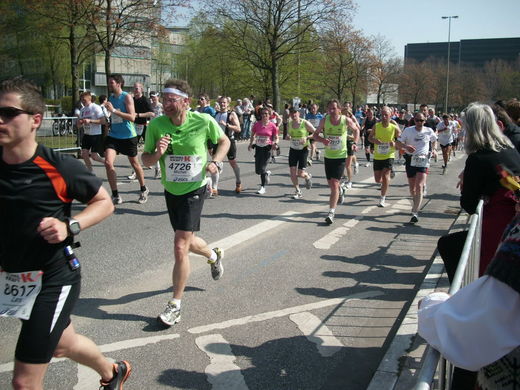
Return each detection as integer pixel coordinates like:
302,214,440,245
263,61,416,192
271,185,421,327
208,247,224,280
410,214,419,224
316,150,320,160
266,171,271,185
276,146,281,156
378,198,386,207
390,169,395,179
365,162,371,167
305,174,312,190
345,181,353,190
154,167,161,179
127,172,136,180
99,360,132,390
138,188,149,204
293,190,303,199
257,186,266,194
307,159,313,167
211,189,219,198
339,185,346,205
158,301,181,326
325,211,335,225
271,156,276,163
112,195,123,205
354,162,359,175
235,184,242,193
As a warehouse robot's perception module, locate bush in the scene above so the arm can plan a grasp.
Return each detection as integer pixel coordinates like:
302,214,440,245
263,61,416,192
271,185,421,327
60,96,73,114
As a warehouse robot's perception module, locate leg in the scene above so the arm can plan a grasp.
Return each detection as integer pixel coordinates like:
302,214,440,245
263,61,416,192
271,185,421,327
172,230,194,300
345,156,353,181
12,361,48,390
229,159,241,185
412,172,428,213
53,323,114,383
128,156,145,187
91,152,105,164
380,168,391,197
81,149,93,171
104,148,118,192
290,166,299,190
328,178,340,209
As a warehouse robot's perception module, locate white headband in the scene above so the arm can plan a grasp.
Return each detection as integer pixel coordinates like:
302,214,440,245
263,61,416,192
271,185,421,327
162,88,189,98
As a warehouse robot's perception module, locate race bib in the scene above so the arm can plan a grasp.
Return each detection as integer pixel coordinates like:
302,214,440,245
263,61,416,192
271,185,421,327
83,123,91,134
165,155,204,182
0,269,43,320
256,136,269,147
411,154,429,168
327,136,342,150
136,124,144,136
111,113,123,124
377,142,390,155
290,138,306,150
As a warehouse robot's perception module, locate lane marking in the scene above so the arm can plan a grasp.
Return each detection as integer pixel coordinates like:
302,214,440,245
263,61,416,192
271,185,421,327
289,312,343,357
188,291,382,334
196,334,248,390
313,216,362,249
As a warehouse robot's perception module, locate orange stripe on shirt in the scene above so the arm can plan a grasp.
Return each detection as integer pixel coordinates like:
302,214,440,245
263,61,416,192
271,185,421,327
33,156,72,203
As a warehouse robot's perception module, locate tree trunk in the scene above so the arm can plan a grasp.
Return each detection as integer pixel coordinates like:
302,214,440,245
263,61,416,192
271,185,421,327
69,25,80,114
270,59,280,112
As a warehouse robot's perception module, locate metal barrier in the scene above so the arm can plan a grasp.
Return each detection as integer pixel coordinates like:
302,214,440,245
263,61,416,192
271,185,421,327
414,199,484,390
38,116,81,153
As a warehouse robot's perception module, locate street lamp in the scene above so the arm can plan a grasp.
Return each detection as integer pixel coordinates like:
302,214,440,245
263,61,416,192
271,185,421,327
441,15,458,114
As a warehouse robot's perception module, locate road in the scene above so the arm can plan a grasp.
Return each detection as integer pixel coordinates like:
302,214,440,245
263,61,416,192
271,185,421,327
0,140,465,389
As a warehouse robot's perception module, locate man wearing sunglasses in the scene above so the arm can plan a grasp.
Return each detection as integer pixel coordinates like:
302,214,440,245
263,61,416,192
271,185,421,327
0,77,131,389
396,112,438,223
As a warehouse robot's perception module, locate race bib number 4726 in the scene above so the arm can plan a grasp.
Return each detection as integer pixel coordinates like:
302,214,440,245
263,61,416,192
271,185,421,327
165,155,204,182
0,269,43,320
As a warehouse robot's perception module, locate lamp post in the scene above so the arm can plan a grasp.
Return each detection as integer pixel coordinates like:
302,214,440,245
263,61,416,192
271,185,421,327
441,15,458,114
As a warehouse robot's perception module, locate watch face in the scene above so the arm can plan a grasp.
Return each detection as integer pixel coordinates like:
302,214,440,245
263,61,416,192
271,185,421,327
69,220,81,235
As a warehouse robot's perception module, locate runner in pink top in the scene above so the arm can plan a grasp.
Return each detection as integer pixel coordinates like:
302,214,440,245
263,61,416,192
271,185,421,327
248,107,279,194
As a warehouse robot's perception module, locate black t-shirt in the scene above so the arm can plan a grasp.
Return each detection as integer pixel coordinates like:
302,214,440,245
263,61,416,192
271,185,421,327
0,144,101,278
134,96,152,125
362,118,376,135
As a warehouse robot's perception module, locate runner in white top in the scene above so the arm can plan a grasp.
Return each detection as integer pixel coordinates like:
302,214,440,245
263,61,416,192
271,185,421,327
436,114,456,171
78,91,106,171
396,112,437,223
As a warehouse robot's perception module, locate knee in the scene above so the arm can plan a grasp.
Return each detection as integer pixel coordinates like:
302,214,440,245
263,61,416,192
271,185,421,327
12,373,41,390
81,150,89,159
104,160,114,170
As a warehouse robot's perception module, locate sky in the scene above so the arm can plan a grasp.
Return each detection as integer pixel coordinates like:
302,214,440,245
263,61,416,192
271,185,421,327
173,0,519,59
352,0,519,57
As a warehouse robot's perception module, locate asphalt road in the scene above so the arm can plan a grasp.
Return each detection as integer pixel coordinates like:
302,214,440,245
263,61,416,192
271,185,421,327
0,140,465,389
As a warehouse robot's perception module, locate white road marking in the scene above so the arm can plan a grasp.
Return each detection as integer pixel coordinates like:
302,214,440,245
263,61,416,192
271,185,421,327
313,216,362,249
188,291,382,334
195,334,248,390
289,312,343,357
74,359,113,390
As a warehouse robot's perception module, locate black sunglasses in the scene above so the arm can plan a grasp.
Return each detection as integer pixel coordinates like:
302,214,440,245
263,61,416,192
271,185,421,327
415,119,425,122
0,107,34,119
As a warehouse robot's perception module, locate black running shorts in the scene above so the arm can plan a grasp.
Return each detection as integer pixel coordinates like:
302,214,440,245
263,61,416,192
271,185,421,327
104,136,139,157
15,280,80,364
81,134,103,154
373,158,394,171
324,157,346,180
164,186,206,232
404,154,429,178
288,147,309,170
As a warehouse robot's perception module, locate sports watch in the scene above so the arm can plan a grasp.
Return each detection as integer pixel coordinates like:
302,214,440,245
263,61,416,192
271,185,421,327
66,218,81,236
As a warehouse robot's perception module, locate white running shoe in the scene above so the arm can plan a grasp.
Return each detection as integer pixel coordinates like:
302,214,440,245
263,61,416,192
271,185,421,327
325,211,335,225
209,248,224,280
293,190,303,199
112,195,123,205
354,162,359,175
158,301,181,326
127,171,136,180
378,198,386,207
154,167,161,179
266,171,271,184
365,162,371,167
345,181,353,189
138,188,149,204
339,185,346,205
257,186,266,194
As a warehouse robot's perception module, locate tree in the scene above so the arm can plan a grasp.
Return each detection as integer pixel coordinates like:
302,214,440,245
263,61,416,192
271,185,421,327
399,60,434,110
369,35,402,107
206,0,355,111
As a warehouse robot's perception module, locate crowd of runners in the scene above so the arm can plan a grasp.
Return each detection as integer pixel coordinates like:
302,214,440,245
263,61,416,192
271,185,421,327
0,74,477,390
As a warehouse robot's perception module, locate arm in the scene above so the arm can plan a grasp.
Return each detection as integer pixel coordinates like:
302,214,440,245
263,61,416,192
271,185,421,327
418,276,520,371
207,134,231,174
104,94,136,122
37,186,114,244
347,116,360,144
228,112,241,133
313,117,330,145
304,120,316,137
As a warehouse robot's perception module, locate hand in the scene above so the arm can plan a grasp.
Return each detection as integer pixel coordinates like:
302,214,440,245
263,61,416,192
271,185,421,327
104,101,114,113
206,161,219,174
156,134,171,155
37,217,68,244
406,145,416,153
456,170,464,191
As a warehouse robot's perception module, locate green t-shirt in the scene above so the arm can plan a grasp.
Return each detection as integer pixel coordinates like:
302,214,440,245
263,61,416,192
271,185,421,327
288,119,310,149
373,122,398,160
323,115,348,159
145,111,224,195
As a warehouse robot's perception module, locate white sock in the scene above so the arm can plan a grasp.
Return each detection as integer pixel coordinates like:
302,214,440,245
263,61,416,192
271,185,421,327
209,249,218,262
381,196,386,202
329,208,335,214
171,298,181,308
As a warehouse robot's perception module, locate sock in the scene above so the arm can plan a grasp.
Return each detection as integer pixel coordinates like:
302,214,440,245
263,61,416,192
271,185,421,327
171,298,181,308
140,185,147,192
329,208,335,214
209,249,218,262
381,196,386,202
112,190,119,197
211,170,220,190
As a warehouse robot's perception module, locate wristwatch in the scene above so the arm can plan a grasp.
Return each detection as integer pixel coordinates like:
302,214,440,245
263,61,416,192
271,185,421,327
66,218,81,236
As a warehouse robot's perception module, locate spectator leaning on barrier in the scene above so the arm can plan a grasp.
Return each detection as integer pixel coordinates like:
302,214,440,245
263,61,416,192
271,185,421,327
419,210,520,390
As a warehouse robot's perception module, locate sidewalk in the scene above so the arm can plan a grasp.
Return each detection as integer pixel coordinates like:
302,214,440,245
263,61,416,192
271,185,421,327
367,210,470,390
